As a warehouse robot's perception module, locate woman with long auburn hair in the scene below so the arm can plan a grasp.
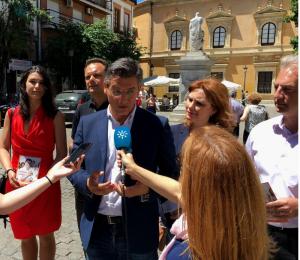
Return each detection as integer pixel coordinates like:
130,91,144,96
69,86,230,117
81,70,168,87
118,126,271,260
163,78,235,236
184,78,234,130
172,78,235,175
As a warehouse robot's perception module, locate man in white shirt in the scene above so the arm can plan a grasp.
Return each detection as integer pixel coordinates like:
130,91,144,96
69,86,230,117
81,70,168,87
246,54,298,259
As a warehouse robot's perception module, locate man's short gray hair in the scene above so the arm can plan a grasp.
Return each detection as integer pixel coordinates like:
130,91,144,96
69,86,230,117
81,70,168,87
105,57,143,84
280,54,298,70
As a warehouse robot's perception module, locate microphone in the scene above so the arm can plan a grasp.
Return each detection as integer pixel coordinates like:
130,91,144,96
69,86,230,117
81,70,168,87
114,126,132,152
114,126,132,182
114,126,131,257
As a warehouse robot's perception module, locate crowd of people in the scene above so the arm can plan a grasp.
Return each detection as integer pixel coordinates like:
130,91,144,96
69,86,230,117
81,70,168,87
0,54,297,260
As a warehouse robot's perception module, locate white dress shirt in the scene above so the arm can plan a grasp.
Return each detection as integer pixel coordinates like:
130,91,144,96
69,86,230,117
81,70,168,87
98,105,136,216
246,115,298,228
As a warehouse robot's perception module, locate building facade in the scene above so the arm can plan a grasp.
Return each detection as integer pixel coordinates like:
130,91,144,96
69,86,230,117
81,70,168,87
133,0,297,99
38,0,135,60
111,0,136,33
3,0,135,97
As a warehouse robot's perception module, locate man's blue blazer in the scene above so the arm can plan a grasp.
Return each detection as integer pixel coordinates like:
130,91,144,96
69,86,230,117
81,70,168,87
68,107,178,254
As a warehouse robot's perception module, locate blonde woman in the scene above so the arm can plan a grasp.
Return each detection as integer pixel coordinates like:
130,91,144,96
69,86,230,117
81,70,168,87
119,126,271,260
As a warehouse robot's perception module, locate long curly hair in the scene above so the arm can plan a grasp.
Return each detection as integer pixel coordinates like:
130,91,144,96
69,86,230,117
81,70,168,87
180,126,270,260
19,65,57,120
185,78,235,132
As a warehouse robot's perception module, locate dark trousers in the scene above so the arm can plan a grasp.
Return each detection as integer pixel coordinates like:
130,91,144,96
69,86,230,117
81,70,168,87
86,214,158,260
233,125,240,138
75,190,85,231
268,225,298,260
243,129,250,144
146,107,156,114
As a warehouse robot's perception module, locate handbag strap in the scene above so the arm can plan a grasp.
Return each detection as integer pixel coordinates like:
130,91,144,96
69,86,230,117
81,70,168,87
9,108,14,156
0,108,14,228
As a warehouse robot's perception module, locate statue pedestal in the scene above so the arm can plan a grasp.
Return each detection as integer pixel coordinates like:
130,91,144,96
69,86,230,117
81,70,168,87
170,51,214,124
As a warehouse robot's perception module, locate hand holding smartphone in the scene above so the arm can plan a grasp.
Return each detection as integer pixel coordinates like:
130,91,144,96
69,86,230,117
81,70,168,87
261,182,286,221
65,143,92,165
262,182,277,202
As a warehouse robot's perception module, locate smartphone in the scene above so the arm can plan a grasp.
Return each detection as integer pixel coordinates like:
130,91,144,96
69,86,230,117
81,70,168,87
262,182,277,202
65,143,92,165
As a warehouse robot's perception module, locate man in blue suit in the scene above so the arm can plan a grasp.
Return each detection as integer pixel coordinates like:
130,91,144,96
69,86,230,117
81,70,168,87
68,58,178,260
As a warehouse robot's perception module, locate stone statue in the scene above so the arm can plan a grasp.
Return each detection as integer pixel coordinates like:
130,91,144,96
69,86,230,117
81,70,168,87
189,12,204,51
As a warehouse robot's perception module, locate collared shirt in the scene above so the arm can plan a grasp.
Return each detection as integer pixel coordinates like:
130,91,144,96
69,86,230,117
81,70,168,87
246,115,298,228
71,99,109,139
230,98,244,125
98,105,136,216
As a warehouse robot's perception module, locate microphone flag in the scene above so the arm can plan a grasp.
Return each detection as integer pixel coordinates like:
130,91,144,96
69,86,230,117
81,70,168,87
114,126,132,152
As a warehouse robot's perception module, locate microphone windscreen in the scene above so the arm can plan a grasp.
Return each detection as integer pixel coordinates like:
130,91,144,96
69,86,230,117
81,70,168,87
114,126,132,151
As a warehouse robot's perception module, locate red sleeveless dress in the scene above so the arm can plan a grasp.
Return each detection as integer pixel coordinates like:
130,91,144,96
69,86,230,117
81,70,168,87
6,106,61,239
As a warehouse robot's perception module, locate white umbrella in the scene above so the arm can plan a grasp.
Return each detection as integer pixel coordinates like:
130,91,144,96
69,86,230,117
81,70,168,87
221,80,241,93
144,76,180,86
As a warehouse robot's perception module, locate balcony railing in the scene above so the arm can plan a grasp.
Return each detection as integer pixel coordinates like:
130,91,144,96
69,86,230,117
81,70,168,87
80,0,112,12
114,25,137,37
41,9,85,29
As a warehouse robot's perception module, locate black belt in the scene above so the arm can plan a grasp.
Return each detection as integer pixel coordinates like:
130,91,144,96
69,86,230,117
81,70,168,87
268,225,298,232
96,214,122,225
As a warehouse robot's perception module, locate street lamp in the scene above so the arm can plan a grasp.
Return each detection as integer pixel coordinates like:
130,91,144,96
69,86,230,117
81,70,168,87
149,64,155,95
243,65,248,92
150,63,154,77
68,49,74,89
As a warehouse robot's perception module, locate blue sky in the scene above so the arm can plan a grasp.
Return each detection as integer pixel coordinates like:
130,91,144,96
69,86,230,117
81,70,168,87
137,0,145,3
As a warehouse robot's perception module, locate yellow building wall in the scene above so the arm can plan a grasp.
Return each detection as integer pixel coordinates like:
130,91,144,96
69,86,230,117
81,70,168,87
134,11,151,50
134,0,296,100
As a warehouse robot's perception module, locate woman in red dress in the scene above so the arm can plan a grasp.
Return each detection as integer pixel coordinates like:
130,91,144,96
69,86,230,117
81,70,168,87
0,66,67,260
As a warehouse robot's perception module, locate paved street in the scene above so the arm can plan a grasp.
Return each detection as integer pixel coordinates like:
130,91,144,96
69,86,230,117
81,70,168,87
0,102,279,259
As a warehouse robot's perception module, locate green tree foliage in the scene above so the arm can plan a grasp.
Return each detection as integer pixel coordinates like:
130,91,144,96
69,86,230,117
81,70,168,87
0,0,47,91
284,0,298,52
108,32,143,61
44,22,88,90
82,20,117,59
44,20,142,89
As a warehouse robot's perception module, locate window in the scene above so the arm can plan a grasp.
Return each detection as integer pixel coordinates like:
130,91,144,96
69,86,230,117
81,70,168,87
124,12,130,32
169,85,179,92
73,9,82,23
211,72,223,81
261,22,276,45
114,8,120,32
170,30,182,50
213,26,226,48
169,73,180,92
169,73,180,79
257,71,272,93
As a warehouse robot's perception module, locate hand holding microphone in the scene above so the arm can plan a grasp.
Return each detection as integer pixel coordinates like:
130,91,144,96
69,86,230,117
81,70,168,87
117,151,138,180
